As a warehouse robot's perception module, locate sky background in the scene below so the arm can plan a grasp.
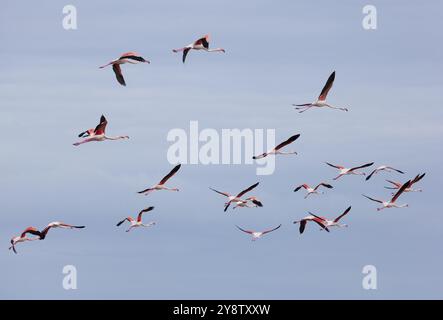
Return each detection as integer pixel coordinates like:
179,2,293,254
1,0,442,299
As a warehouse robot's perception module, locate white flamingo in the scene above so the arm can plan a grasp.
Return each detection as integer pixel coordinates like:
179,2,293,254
253,134,300,159
232,196,263,209
99,52,150,86
293,182,333,199
173,34,225,63
116,207,156,232
293,71,348,113
363,180,410,211
209,182,260,212
306,206,351,231
138,164,181,195
325,162,374,180
236,224,281,241
73,115,129,146
366,165,404,181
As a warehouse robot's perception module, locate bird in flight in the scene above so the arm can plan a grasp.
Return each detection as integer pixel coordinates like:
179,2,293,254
253,134,300,160
73,115,129,146
293,206,351,234
209,182,260,212
366,165,404,181
293,182,333,199
293,71,348,113
99,52,150,86
173,34,225,63
138,164,181,195
385,173,425,193
9,227,41,254
363,180,410,211
232,196,263,209
325,162,374,180
236,225,282,241
116,207,156,232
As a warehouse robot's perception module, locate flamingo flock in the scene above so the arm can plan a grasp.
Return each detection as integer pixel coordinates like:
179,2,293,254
9,32,427,252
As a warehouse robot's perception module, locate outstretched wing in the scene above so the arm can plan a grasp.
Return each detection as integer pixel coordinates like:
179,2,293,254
334,206,351,222
194,34,210,49
315,183,333,190
411,173,425,185
362,194,383,204
137,206,154,222
116,217,133,227
236,225,253,234
94,115,108,135
182,48,191,63
391,180,411,203
262,224,282,235
236,182,259,198
209,187,230,197
112,64,126,86
273,134,300,151
325,162,344,169
318,71,335,100
350,162,374,171
159,164,181,185
365,169,378,181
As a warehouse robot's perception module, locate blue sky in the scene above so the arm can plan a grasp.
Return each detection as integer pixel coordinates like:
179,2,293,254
1,0,442,299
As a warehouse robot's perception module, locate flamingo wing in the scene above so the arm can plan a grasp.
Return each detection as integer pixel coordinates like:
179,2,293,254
182,48,191,63
391,180,411,202
350,162,374,171
236,182,259,198
273,134,300,151
334,206,351,222
411,173,425,185
325,162,344,169
159,164,181,185
116,217,133,227
315,183,333,190
236,225,253,234
137,206,154,222
209,187,230,197
365,169,378,181
262,224,282,235
362,194,383,204
318,71,335,100
94,115,108,135
112,64,126,86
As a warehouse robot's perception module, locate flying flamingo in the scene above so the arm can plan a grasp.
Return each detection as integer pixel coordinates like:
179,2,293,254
293,71,348,113
366,165,404,181
9,227,41,254
99,52,150,86
236,224,281,241
293,182,333,199
363,180,410,211
233,196,263,209
253,134,300,160
138,164,181,195
38,222,85,240
73,115,129,146
385,173,425,193
116,206,156,232
325,162,374,180
293,215,330,234
173,34,225,63
209,182,260,212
